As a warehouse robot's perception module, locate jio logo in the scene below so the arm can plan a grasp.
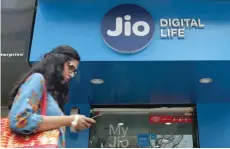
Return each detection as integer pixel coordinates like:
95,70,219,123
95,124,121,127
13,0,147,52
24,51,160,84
101,4,154,54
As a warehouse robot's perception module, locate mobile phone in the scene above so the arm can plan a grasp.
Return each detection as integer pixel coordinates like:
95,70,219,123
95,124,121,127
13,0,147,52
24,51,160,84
91,114,102,120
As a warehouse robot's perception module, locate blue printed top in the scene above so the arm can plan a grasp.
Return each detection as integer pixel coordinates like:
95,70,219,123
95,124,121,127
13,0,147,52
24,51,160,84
9,73,65,148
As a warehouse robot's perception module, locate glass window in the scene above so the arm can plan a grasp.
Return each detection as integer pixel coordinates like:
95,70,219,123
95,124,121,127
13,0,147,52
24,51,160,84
89,107,197,148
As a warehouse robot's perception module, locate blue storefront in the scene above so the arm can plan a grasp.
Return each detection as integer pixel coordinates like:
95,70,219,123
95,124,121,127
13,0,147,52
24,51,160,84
29,0,230,148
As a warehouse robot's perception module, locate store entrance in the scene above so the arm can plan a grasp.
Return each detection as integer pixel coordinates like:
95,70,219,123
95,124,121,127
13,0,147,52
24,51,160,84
89,105,199,148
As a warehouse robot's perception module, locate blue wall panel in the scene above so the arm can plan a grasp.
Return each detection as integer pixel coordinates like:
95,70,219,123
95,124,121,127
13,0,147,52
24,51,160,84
197,103,230,148
30,0,230,62
31,0,230,147
64,79,91,148
65,104,91,148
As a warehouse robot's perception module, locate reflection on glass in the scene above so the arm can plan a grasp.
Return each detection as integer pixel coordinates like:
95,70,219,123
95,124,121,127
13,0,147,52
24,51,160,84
153,135,193,148
89,108,195,148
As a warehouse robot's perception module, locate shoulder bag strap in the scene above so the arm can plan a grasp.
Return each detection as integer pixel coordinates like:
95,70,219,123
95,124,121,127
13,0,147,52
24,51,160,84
40,82,47,116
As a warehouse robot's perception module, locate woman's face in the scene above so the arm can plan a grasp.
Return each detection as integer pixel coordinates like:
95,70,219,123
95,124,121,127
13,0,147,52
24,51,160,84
63,59,79,82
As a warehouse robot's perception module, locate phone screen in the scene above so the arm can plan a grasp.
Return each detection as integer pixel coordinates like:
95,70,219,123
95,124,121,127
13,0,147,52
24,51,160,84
91,114,102,119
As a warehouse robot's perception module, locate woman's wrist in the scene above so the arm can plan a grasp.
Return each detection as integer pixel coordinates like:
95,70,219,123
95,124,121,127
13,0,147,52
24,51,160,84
66,115,76,127
70,115,80,132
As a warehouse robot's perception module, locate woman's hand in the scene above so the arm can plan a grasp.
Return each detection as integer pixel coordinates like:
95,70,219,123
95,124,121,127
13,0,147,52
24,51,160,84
75,115,96,131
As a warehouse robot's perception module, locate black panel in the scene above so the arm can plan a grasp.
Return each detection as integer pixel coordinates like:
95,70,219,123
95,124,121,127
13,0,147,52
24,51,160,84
1,0,36,106
1,0,36,62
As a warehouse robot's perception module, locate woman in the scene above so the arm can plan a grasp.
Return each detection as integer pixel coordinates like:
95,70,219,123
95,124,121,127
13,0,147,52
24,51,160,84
8,45,95,148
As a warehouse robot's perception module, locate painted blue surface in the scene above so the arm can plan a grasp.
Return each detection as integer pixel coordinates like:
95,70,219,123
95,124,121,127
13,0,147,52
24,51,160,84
64,104,90,148
31,0,230,61
197,103,230,148
68,61,230,105
30,0,230,105
30,0,230,147
63,80,91,148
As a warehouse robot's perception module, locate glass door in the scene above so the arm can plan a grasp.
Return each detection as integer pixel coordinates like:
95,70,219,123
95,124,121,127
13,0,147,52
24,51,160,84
89,107,197,148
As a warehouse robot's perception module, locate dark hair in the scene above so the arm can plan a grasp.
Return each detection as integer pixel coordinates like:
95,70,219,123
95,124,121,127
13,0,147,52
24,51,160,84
8,45,80,111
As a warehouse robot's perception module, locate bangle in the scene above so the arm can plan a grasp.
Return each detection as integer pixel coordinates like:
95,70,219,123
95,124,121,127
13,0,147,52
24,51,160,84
70,115,79,132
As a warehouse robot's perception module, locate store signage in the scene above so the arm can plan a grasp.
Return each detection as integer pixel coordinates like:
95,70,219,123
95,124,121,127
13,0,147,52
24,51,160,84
137,134,150,147
101,4,205,53
160,18,205,39
101,4,154,54
149,115,193,123
109,124,129,147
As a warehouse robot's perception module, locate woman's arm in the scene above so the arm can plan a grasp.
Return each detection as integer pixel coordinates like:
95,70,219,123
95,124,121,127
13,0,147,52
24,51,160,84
9,73,95,134
37,115,74,132
37,115,95,132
